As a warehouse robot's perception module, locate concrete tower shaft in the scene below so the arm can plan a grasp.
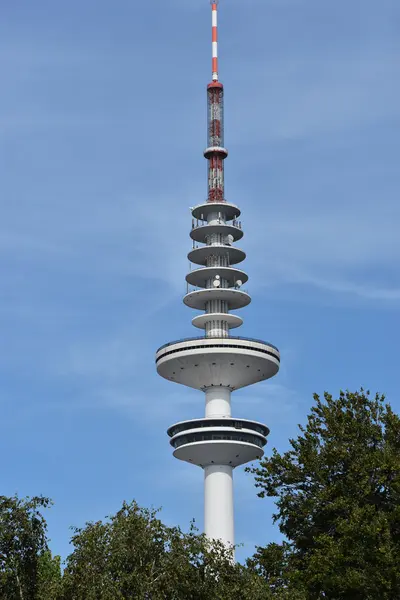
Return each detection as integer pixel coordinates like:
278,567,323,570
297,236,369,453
155,0,280,556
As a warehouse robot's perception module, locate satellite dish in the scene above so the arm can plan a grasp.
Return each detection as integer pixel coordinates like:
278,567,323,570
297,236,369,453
215,274,220,279
227,235,234,245
213,279,221,288
235,280,243,288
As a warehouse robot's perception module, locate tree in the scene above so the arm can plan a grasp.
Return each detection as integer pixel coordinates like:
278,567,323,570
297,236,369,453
0,495,61,600
61,500,271,600
37,551,62,600
248,390,400,599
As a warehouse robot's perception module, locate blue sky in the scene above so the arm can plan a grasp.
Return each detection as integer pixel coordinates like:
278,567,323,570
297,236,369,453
1,0,399,564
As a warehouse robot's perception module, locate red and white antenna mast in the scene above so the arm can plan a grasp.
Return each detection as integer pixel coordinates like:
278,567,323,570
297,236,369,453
211,1,219,81
205,0,228,203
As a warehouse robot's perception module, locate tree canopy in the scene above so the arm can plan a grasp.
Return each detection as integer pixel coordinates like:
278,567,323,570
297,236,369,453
0,495,61,600
62,500,270,600
248,389,400,599
4,389,400,599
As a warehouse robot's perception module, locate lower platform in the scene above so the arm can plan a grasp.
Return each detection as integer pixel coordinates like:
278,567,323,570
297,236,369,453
173,439,264,468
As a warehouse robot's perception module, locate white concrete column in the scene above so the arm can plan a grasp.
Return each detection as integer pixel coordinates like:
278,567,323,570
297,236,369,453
204,464,234,551
205,387,231,418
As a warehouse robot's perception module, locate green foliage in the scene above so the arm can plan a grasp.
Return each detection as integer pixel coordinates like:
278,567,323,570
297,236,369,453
0,494,60,600
7,388,400,599
37,551,62,600
248,390,400,599
61,500,270,600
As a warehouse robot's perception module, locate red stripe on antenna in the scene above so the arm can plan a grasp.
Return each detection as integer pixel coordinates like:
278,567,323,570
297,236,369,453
211,1,218,81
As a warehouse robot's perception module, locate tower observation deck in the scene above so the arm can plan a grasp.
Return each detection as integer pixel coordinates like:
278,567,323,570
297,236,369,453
155,0,280,556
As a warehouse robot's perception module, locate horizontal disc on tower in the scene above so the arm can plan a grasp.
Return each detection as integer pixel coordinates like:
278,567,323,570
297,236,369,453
184,288,251,310
186,266,248,288
172,440,265,468
156,337,280,391
192,312,243,330
191,202,241,221
170,426,267,450
203,146,228,159
167,417,270,439
188,245,246,266
190,223,243,244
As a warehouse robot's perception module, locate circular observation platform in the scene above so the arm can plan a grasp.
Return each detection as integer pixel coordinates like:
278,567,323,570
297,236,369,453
190,223,243,244
188,245,246,266
155,337,280,391
184,288,251,311
191,202,241,222
203,146,228,159
186,266,248,288
173,440,265,468
168,417,270,439
167,418,268,468
192,313,243,330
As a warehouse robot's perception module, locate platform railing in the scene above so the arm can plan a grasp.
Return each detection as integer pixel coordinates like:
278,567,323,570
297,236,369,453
156,336,279,353
191,219,242,229
185,284,249,294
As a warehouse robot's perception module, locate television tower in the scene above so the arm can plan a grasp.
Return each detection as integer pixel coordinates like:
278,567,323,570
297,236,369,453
156,1,280,553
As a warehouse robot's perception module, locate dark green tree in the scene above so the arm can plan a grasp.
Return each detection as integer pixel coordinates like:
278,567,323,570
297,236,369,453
61,500,271,600
0,495,61,600
37,551,62,600
248,390,400,599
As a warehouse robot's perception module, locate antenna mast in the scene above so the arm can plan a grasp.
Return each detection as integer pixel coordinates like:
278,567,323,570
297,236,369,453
211,1,219,81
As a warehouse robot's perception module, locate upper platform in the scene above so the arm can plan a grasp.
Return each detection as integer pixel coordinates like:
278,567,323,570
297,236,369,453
191,202,241,222
184,287,251,310
186,266,248,288
192,312,243,330
188,244,246,267
190,223,243,244
204,146,228,159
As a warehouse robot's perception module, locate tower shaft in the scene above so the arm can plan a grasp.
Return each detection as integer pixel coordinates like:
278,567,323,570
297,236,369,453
156,0,280,556
205,465,234,545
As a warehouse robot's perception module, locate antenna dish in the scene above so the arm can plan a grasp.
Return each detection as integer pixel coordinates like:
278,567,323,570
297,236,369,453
235,280,243,288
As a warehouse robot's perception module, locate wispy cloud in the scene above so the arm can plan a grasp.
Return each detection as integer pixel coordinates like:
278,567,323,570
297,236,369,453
248,205,400,302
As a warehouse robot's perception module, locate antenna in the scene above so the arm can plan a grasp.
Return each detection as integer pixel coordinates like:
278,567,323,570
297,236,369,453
211,1,219,81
